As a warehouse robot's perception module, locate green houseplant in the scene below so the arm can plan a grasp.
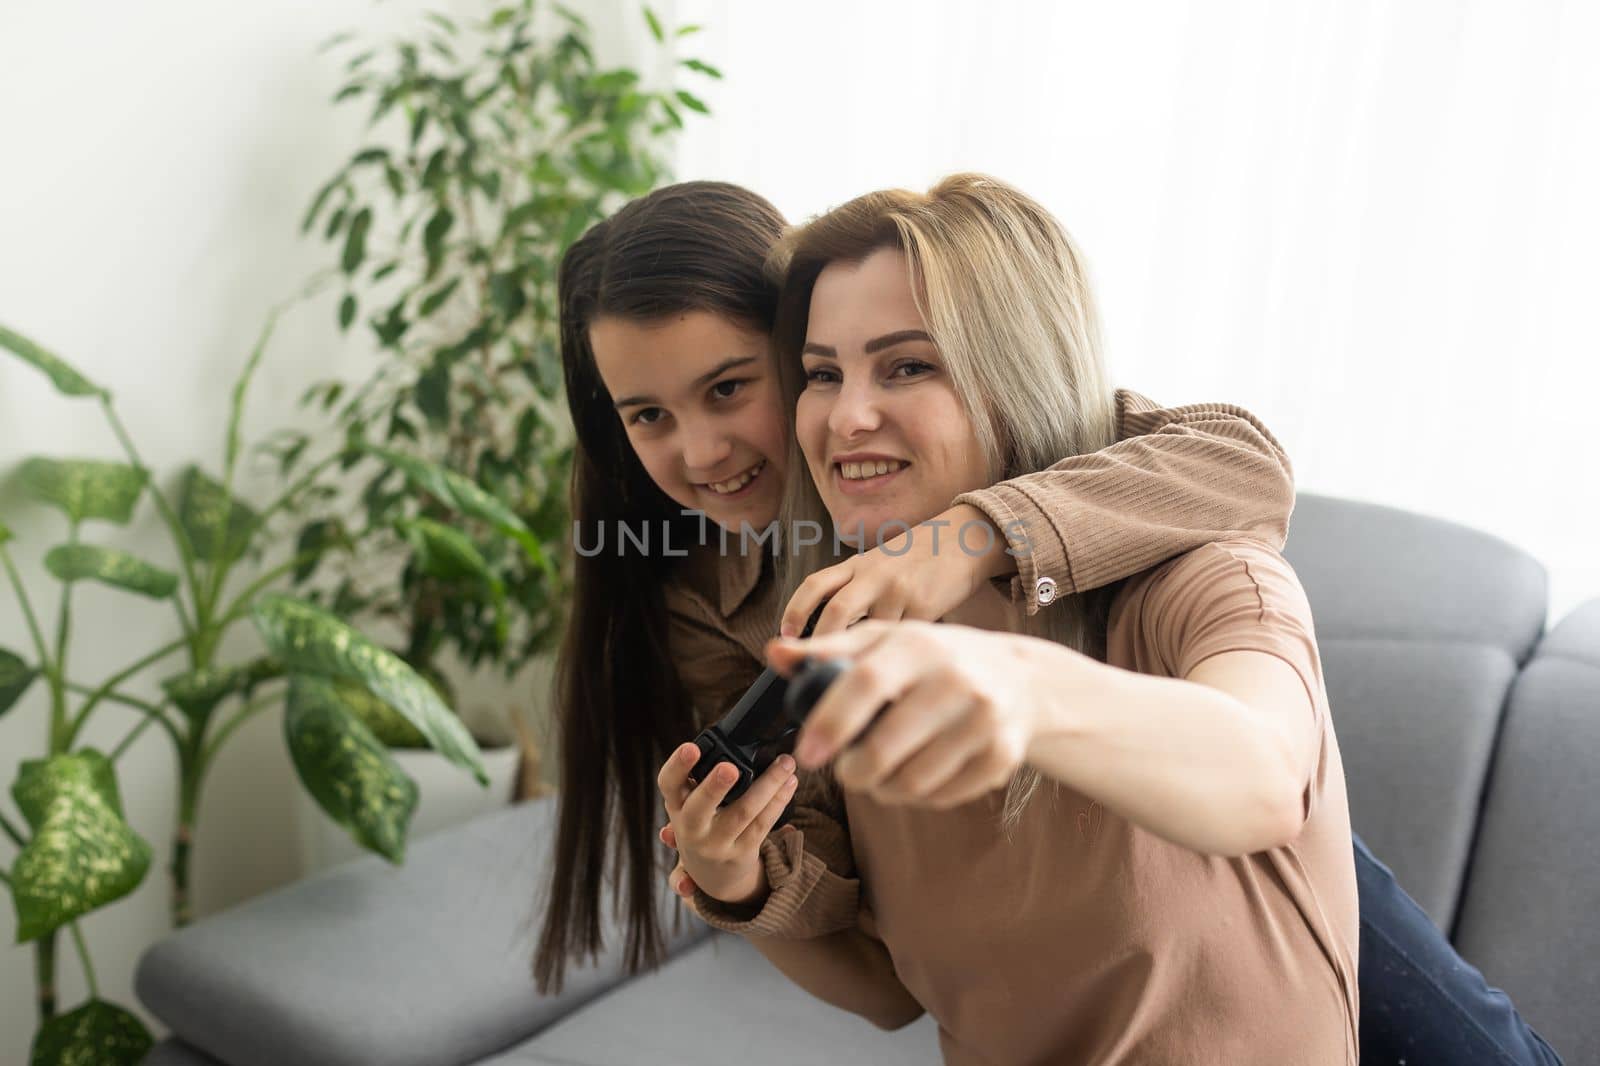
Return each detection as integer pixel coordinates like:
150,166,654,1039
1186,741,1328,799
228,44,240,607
0,320,491,1064
272,0,719,760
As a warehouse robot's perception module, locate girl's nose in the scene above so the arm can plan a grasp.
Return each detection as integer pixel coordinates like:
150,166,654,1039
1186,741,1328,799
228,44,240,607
680,418,734,475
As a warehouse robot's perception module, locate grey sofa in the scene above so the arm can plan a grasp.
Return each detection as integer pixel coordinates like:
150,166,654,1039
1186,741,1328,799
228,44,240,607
135,494,1599,1064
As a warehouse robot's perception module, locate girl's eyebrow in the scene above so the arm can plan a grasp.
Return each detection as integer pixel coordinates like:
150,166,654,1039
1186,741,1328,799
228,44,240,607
612,355,760,409
802,330,934,359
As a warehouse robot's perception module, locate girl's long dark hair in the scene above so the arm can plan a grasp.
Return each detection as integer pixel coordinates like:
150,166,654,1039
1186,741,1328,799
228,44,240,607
532,183,787,993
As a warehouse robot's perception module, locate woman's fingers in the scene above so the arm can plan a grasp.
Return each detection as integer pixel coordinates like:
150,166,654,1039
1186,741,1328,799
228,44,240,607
788,628,928,769
833,676,968,793
870,705,994,803
920,748,1015,810
737,771,801,850
779,564,855,638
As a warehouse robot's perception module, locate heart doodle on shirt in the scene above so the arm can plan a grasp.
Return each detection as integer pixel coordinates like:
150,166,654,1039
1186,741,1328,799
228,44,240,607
1076,801,1104,844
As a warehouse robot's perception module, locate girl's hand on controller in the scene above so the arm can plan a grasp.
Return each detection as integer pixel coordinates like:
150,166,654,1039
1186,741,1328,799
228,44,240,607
658,825,701,900
655,743,799,907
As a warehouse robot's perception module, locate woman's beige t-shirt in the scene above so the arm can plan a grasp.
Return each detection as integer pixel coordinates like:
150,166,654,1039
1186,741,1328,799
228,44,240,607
694,539,1360,1066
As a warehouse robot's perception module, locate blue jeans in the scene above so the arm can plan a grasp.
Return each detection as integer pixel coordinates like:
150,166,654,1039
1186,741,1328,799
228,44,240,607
1355,833,1563,1065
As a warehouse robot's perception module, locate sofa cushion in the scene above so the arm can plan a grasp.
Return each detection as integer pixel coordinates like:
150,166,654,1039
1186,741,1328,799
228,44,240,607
482,933,940,1065
135,798,709,1066
1453,600,1600,1065
1317,639,1514,928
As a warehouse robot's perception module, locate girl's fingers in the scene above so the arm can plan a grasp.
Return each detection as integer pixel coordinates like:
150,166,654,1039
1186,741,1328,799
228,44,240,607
736,771,801,850
659,824,677,849
656,742,701,817
834,677,969,792
722,754,796,831
679,760,742,833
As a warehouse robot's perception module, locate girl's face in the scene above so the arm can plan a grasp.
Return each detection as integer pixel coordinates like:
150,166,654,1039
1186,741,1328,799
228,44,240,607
590,310,789,531
796,247,992,545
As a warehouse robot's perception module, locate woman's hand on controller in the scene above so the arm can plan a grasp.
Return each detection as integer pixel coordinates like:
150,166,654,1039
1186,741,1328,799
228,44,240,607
655,743,799,907
778,504,1013,637
767,621,1053,809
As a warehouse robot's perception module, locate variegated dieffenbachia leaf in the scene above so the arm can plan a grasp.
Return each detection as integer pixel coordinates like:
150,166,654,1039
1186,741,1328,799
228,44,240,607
1,647,37,718
285,674,418,862
28,997,152,1066
175,466,258,564
19,458,148,526
43,544,178,599
362,445,551,573
160,657,285,727
328,675,428,748
251,593,486,783
9,750,153,942
0,323,107,399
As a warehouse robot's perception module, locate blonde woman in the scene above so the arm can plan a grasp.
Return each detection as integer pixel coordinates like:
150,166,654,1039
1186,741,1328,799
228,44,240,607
669,175,1360,1064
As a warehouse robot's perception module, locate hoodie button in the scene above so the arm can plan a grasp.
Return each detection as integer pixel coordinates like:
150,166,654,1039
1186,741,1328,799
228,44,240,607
1035,577,1057,606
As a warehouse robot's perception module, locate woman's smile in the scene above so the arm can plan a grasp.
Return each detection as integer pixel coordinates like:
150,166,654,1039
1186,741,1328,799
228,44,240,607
831,454,912,496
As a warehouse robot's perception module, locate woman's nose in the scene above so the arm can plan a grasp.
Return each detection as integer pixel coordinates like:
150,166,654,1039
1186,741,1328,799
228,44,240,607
827,377,882,439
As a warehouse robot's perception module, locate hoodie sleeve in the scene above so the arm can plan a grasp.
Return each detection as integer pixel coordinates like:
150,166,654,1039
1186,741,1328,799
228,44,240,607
952,390,1295,616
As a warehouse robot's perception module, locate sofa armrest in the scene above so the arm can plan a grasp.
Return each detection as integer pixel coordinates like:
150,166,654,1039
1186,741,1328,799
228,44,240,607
135,796,712,1066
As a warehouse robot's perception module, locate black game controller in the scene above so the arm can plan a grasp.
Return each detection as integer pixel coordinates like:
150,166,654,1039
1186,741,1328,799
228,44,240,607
687,605,853,807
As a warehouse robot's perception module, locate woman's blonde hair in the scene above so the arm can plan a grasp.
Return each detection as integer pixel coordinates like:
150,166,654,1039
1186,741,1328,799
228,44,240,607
770,172,1120,831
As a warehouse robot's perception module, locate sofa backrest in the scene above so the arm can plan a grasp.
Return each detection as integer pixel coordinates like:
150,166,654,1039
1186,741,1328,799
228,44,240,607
1281,494,1547,928
1453,600,1600,1064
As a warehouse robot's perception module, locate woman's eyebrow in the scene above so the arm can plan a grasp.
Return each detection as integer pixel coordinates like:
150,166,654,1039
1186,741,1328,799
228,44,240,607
802,330,933,360
612,355,760,409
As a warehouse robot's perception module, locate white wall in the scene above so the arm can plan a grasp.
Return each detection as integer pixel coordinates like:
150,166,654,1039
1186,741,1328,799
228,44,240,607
0,2,650,1059
673,0,1600,623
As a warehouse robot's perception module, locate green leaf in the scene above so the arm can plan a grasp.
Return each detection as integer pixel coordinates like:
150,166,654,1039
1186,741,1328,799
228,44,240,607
360,445,549,573
408,109,430,149
339,294,358,331
0,324,108,399
19,458,148,525
643,5,665,42
416,277,460,318
422,208,454,275
674,89,709,114
414,362,451,428
284,675,419,857
351,147,388,166
302,175,342,235
176,466,258,564
676,23,703,37
397,516,494,584
10,750,153,942
29,998,153,1066
0,518,10,544
293,518,348,583
251,594,487,785
325,674,429,748
160,657,283,727
425,12,458,35
489,271,526,318
341,206,372,274
42,544,178,599
0,647,37,717
681,58,722,79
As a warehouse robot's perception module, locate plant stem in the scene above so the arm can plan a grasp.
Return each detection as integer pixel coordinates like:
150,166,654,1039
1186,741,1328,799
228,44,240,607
67,637,188,743
100,398,205,625
0,808,25,848
0,543,53,676
215,545,332,626
170,762,200,927
36,930,56,1021
64,682,181,752
0,867,10,885
254,451,344,529
51,523,78,753
69,921,99,999
198,690,281,769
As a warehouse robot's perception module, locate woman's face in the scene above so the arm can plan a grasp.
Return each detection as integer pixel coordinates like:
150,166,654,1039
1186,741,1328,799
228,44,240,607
796,247,992,545
590,310,788,531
